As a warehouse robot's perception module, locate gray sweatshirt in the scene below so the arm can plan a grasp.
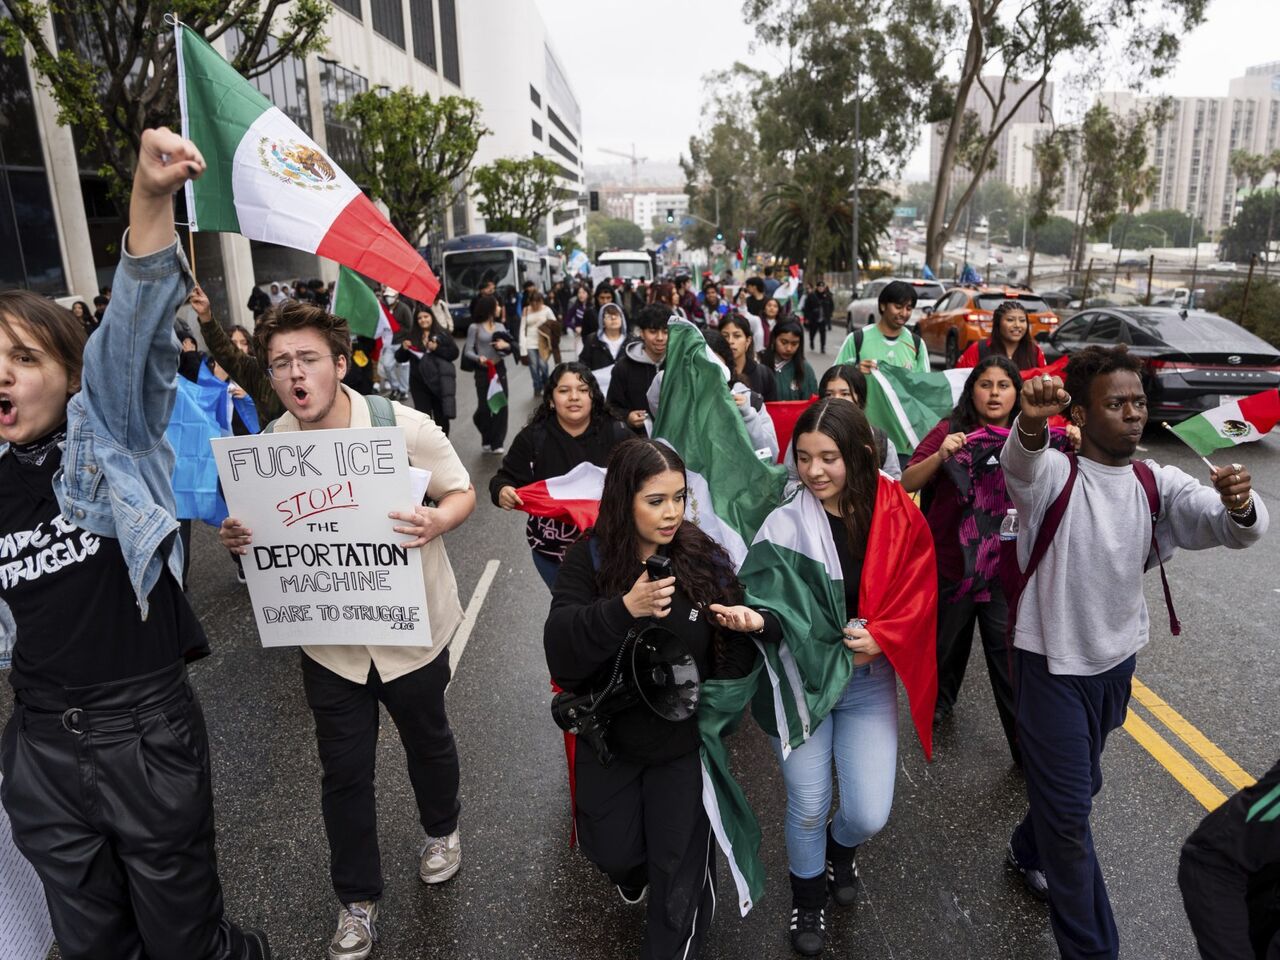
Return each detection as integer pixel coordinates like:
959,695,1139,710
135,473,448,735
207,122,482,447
1001,416,1269,675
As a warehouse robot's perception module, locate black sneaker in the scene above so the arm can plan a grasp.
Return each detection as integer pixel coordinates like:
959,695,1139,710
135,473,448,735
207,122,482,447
616,882,648,905
244,928,271,960
789,904,826,956
1006,840,1049,901
826,850,859,907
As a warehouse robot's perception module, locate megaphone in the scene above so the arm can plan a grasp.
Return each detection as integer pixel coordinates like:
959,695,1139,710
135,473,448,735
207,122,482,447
551,623,701,766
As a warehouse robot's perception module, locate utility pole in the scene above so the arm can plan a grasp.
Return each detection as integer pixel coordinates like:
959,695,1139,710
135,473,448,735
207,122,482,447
851,72,860,296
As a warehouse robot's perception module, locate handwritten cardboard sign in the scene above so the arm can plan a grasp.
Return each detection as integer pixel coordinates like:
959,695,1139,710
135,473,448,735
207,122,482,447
212,427,431,648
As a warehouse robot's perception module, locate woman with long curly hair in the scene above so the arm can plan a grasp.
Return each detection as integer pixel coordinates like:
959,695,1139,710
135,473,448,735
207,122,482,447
954,300,1046,370
543,438,768,959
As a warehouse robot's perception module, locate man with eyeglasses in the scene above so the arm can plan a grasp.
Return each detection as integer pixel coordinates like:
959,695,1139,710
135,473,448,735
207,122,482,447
218,300,476,960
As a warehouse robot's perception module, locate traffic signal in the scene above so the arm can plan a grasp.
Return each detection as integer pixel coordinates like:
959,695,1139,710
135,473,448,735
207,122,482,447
666,208,675,223
555,239,563,251
589,190,599,212
715,230,724,241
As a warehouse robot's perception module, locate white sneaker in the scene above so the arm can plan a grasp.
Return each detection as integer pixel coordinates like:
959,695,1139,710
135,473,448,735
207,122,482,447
487,446,505,455
480,444,491,452
419,829,462,884
328,901,377,960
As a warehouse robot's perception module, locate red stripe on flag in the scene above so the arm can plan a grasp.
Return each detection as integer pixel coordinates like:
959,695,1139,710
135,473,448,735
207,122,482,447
1237,387,1280,430
316,193,441,305
765,396,820,463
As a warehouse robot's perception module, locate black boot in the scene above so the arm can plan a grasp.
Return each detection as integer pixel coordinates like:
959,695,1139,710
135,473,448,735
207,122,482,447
789,871,828,956
826,826,860,907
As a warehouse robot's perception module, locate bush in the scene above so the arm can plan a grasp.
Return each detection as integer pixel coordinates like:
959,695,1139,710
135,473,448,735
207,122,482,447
1203,278,1280,348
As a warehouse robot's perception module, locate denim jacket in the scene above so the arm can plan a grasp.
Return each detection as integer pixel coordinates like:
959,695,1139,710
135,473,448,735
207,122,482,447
0,235,193,667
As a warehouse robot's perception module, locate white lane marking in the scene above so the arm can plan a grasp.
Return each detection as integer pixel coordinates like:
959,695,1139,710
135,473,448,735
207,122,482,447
448,559,499,681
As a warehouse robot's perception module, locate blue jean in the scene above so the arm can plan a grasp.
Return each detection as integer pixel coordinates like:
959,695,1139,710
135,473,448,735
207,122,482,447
531,550,560,591
772,655,899,879
528,351,549,395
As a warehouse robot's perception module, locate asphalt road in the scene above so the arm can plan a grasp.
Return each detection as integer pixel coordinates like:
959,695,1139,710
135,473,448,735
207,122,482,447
11,333,1279,960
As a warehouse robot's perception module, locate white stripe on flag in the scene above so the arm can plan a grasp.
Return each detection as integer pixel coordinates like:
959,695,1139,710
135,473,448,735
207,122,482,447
754,638,793,760
544,462,606,500
750,490,843,582
700,760,754,917
870,367,920,449
777,642,812,741
944,368,969,405
683,466,749,568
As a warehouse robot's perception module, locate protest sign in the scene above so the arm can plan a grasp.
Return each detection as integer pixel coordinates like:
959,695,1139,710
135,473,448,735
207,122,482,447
590,265,612,288
212,427,431,648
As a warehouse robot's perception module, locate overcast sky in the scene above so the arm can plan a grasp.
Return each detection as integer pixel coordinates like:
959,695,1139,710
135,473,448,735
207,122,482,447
535,0,1280,182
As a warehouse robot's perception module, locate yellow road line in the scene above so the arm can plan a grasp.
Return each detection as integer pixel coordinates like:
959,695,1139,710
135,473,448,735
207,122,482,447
1130,679,1257,792
1122,709,1228,811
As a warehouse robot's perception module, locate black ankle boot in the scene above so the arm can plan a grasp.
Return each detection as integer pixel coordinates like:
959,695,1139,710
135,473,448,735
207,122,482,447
789,871,828,956
826,826,860,907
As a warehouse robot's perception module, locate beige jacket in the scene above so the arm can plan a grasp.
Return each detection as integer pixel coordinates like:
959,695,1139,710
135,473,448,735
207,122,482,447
270,384,470,684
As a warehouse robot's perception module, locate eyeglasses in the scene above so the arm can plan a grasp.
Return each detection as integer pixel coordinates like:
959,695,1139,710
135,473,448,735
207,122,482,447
266,352,337,380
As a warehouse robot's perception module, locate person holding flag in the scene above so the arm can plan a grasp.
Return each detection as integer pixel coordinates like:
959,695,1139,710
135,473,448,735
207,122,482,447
0,127,269,960
737,398,938,957
463,294,513,454
491,362,631,589
543,438,765,960
395,305,458,435
1002,345,1268,960
833,281,929,375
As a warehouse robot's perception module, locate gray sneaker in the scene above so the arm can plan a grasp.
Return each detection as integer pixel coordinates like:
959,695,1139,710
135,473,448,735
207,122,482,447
328,901,378,960
419,829,462,884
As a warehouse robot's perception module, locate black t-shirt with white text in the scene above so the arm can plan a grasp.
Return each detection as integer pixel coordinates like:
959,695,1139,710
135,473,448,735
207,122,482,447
0,444,207,693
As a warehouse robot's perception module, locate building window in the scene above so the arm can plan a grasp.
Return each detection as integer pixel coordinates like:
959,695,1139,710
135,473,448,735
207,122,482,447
409,0,436,68
227,28,312,135
547,134,577,167
546,106,577,148
331,0,362,20
530,85,541,107
371,0,405,47
532,119,543,140
319,61,369,172
438,0,460,86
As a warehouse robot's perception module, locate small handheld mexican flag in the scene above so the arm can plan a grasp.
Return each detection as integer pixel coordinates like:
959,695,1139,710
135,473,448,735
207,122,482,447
1169,389,1280,457
515,462,606,530
331,266,396,361
485,361,507,414
175,23,439,304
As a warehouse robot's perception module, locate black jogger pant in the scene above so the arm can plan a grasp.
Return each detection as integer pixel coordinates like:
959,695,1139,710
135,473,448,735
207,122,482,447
1180,756,1280,960
300,651,460,903
935,583,1018,763
0,661,261,960
574,747,717,960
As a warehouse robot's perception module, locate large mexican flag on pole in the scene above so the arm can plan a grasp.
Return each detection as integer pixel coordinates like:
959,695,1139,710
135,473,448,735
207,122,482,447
1169,388,1280,457
175,23,440,304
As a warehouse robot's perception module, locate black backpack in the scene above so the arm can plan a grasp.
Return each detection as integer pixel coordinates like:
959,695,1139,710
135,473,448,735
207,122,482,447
851,325,924,363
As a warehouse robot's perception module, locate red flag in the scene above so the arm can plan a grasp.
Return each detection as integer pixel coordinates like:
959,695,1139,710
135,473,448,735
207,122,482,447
515,463,606,530
1021,355,1068,380
765,397,820,462
860,475,939,758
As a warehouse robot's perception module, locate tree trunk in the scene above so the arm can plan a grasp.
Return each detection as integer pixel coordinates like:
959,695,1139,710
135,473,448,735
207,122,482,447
1111,215,1131,292
1025,232,1039,288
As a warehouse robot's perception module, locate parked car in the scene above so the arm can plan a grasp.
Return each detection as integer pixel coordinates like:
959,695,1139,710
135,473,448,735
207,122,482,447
845,277,946,329
917,285,1060,367
1036,306,1280,422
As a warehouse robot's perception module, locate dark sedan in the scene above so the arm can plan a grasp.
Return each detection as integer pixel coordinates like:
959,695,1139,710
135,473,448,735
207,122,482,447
1036,306,1280,422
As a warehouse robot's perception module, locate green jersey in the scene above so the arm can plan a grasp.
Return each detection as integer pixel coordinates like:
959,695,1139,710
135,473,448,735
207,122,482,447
834,324,930,372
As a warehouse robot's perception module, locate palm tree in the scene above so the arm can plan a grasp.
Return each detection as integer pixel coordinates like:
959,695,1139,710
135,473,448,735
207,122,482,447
1229,149,1266,227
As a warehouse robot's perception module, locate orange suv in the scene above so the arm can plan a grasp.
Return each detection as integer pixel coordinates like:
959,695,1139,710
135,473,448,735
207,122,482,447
917,285,1060,368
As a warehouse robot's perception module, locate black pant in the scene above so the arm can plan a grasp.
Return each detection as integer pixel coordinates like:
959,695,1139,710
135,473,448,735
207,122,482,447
575,748,716,960
935,583,1018,763
408,381,451,436
807,319,827,353
471,362,508,449
1180,756,1280,959
300,651,460,903
0,661,261,960
1010,650,1134,960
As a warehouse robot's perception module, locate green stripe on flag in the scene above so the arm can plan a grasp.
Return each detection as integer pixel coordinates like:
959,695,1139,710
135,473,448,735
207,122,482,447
862,364,955,454
1170,414,1233,458
487,369,507,414
332,265,383,339
176,25,272,233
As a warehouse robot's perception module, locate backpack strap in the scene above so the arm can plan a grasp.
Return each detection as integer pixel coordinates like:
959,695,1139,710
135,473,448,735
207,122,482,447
853,326,863,361
977,339,993,361
1131,460,1181,637
1006,453,1079,643
261,417,278,434
365,393,397,427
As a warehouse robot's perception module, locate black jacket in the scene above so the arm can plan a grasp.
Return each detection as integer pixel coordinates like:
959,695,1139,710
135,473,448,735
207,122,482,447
605,340,662,427
544,538,761,764
396,322,459,417
489,416,631,504
803,288,834,326
579,332,631,371
741,356,777,402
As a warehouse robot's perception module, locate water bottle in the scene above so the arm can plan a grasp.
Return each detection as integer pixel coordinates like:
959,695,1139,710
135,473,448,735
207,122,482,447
999,508,1019,542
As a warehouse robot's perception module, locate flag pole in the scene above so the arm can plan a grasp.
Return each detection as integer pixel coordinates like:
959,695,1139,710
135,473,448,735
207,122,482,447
1161,421,1215,470
187,223,197,280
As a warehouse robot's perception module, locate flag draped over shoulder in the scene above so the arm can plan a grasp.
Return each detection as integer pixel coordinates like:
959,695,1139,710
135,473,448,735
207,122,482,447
167,365,230,526
742,478,938,759
1170,388,1280,457
175,24,440,305
652,318,787,568
862,365,968,454
698,660,766,916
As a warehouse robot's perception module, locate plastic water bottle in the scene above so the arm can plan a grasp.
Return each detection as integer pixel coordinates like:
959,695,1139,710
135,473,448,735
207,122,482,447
999,508,1019,542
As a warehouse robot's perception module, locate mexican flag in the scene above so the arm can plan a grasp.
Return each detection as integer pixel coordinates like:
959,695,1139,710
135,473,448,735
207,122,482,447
175,24,440,304
741,479,939,760
485,361,507,414
737,233,749,265
1169,389,1280,457
331,266,396,361
652,319,787,567
862,365,969,454
515,462,606,530
765,397,819,463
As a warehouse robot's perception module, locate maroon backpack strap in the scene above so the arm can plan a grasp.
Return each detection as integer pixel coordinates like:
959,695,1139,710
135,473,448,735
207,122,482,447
1131,460,1182,637
1005,453,1079,643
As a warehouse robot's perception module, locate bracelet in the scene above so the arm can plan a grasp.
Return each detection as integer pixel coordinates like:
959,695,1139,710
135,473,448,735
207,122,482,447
1227,495,1254,518
1017,421,1045,440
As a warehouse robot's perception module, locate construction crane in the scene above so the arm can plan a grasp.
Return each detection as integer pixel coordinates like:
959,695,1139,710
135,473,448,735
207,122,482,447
598,144,648,183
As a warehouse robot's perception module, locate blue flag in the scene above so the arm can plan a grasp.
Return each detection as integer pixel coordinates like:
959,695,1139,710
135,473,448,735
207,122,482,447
167,364,230,526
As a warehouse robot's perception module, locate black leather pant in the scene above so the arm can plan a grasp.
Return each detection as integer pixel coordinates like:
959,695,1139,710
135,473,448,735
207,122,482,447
0,661,261,960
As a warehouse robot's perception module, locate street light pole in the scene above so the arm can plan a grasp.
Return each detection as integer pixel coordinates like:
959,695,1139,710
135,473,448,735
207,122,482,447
850,73,861,296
